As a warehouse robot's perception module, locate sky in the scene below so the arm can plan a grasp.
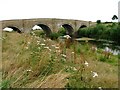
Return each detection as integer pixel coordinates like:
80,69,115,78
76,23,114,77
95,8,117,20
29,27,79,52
0,0,119,22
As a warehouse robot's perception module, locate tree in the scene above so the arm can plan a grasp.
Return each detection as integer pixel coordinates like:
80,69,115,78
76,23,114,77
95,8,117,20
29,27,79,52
112,15,118,20
96,20,101,24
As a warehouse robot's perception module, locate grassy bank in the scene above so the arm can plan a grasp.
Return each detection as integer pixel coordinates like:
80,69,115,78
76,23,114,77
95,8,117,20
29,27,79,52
1,31,118,88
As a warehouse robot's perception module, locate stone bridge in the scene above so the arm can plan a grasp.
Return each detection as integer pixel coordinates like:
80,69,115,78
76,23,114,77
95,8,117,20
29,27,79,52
1,18,95,37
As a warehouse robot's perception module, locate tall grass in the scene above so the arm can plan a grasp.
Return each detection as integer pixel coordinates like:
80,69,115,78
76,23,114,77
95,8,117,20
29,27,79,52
1,31,118,88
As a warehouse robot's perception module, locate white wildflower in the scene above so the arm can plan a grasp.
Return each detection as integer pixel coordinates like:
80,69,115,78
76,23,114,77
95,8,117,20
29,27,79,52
27,42,30,45
0,37,5,40
61,54,67,58
26,69,33,72
38,47,40,50
37,40,40,43
47,39,51,41
36,36,39,39
98,87,102,90
62,58,66,61
43,39,46,42
91,71,98,78
44,47,51,51
72,52,74,54
40,43,45,46
44,46,49,49
51,45,56,47
73,67,77,71
32,33,35,36
25,47,28,49
48,48,51,51
57,50,61,53
91,46,97,51
85,61,89,67
55,46,59,49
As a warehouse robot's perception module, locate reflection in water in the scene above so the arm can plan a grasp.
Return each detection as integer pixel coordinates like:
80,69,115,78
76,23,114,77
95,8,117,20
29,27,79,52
77,38,120,55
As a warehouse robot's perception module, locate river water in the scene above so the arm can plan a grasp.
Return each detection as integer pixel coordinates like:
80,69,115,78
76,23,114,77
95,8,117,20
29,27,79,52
90,40,120,55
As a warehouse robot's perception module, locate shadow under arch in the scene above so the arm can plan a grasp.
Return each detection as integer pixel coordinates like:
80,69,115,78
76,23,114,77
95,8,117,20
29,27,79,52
3,26,21,33
61,24,74,36
33,24,52,37
73,25,87,38
79,25,87,29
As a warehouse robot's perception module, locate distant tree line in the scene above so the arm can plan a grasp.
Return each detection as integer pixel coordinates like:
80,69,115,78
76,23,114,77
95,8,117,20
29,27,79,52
77,22,120,44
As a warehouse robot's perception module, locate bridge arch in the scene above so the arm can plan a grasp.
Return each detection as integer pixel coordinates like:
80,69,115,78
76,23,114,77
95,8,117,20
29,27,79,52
73,25,87,38
3,26,21,33
32,24,52,37
79,25,87,29
59,24,74,36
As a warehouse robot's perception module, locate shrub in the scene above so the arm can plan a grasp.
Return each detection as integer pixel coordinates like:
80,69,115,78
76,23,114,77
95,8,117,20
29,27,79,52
58,27,66,36
96,20,101,24
50,33,60,40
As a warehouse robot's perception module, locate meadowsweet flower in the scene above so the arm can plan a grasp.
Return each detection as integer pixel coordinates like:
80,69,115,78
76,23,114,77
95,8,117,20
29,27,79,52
85,61,89,67
44,46,51,51
91,71,98,78
40,43,45,46
25,47,28,49
32,33,35,36
0,37,5,40
57,50,61,53
44,46,49,49
72,52,74,54
61,54,67,58
48,48,51,51
43,39,46,42
73,67,77,71
37,40,40,43
27,42,30,45
33,36,37,38
26,69,33,72
51,45,56,47
31,32,35,36
91,46,97,51
62,58,66,61
98,87,102,90
36,36,39,39
47,39,51,41
55,46,59,49
38,47,40,49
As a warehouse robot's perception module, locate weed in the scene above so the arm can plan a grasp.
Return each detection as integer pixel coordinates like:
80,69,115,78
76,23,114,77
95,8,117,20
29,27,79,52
1,80,10,88
99,56,107,62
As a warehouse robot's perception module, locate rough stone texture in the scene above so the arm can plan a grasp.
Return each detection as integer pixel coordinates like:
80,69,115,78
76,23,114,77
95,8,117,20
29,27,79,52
1,18,96,33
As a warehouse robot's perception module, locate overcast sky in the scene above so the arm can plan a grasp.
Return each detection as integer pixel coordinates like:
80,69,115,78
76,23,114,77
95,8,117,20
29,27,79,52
0,0,119,22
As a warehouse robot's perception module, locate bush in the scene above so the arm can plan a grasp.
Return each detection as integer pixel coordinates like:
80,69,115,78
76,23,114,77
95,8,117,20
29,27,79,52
96,20,101,24
58,27,66,36
50,33,60,40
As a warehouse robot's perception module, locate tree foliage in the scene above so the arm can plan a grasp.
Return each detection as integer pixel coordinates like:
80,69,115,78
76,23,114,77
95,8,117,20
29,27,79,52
77,23,120,44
